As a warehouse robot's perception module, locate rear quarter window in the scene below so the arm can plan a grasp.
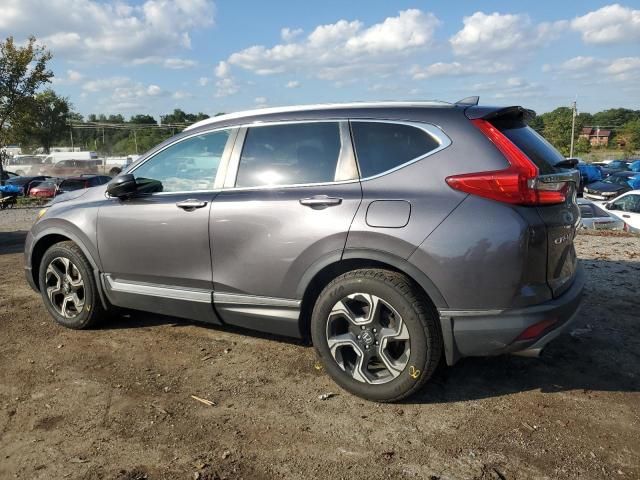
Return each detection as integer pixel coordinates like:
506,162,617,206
493,119,565,175
350,122,441,178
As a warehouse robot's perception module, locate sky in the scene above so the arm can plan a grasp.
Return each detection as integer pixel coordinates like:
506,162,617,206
1,0,639,118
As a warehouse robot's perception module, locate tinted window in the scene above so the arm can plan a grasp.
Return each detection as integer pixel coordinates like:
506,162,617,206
60,180,86,191
236,123,341,187
579,204,594,218
351,122,440,178
134,130,229,192
496,121,565,174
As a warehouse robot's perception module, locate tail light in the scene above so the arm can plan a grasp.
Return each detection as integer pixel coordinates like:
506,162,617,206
445,119,568,205
515,317,558,341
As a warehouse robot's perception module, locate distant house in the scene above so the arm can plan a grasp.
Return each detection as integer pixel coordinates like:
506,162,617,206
579,127,612,147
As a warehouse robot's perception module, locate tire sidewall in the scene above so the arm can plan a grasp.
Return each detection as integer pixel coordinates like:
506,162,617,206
311,273,433,402
39,243,98,329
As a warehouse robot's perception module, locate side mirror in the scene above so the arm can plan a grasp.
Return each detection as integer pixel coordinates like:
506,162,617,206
107,173,137,198
605,203,615,210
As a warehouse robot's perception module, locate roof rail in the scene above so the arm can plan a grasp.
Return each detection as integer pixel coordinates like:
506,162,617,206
455,96,479,106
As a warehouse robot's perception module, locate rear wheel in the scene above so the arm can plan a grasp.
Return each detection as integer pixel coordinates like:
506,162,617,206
311,269,442,402
39,241,107,329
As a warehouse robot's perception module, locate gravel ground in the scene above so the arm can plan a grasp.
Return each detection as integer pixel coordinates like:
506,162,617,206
0,208,638,480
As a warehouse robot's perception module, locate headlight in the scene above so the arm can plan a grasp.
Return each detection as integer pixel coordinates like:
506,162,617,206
37,208,48,220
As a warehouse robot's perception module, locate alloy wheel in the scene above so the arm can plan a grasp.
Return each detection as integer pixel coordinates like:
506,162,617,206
326,293,411,384
45,256,85,318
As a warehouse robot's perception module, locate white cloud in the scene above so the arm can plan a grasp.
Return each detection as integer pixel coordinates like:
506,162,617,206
215,60,231,78
215,77,239,97
471,77,545,99
0,0,215,63
281,27,303,42
545,55,640,82
132,57,199,69
254,96,267,105
450,11,566,57
146,85,162,96
571,4,640,45
198,77,210,87
226,9,440,80
411,61,512,79
66,69,83,82
172,90,193,100
82,77,131,92
285,80,300,88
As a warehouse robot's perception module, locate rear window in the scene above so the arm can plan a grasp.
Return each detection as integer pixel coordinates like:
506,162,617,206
493,119,565,174
60,180,86,191
351,122,440,178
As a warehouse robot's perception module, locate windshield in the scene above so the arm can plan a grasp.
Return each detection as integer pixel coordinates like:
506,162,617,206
603,175,628,186
59,180,86,191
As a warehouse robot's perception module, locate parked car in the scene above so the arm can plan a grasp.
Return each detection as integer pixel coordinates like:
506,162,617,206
39,159,102,177
576,163,602,197
629,159,640,172
25,100,584,402
605,190,640,233
577,198,624,230
600,160,630,178
56,175,112,196
29,179,62,198
583,171,640,201
4,154,47,176
1,170,18,181
5,175,51,195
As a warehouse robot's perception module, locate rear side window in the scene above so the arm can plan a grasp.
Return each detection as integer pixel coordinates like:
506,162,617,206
493,119,565,174
578,204,594,218
236,122,341,187
351,122,440,178
60,180,86,191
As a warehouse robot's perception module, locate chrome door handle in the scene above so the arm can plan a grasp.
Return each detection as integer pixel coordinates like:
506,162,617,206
299,195,343,208
176,199,208,210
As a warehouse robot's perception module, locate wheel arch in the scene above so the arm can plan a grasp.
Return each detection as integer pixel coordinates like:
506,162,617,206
297,249,448,341
29,229,108,309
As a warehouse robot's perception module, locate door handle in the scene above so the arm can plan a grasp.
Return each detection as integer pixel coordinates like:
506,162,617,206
176,199,208,210
622,214,630,218
299,195,343,208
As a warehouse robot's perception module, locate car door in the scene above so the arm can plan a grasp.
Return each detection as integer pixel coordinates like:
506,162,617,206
210,121,361,337
610,193,640,231
97,127,236,323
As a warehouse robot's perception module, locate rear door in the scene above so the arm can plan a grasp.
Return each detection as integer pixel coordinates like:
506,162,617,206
210,121,361,336
493,118,580,297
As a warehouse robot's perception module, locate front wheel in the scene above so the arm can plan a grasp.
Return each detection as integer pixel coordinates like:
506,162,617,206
39,241,107,329
311,269,442,402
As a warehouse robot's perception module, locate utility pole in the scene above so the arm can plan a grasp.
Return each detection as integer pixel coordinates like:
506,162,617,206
70,125,74,150
569,100,577,158
133,129,138,154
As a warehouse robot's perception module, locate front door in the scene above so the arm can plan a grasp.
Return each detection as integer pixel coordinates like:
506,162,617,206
210,121,362,337
97,128,235,322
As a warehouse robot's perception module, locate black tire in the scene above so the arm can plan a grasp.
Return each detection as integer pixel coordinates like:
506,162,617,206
38,241,107,329
311,269,442,402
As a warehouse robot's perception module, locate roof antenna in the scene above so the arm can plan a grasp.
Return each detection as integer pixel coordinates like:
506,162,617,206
455,96,479,106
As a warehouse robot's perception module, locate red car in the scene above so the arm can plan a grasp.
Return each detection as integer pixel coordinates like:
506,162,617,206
29,179,59,198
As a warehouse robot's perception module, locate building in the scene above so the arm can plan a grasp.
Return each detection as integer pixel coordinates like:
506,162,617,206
579,127,612,147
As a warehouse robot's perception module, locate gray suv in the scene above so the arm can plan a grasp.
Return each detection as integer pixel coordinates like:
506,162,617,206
25,100,584,402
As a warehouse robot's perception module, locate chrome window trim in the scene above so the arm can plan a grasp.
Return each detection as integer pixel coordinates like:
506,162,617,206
349,120,452,182
223,119,357,190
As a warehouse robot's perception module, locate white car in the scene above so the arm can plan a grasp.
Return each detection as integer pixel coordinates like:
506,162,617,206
578,199,625,231
604,190,640,233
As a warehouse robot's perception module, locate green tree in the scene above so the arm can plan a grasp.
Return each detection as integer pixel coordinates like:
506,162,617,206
16,89,71,153
0,36,52,182
129,114,157,125
619,119,640,155
574,137,591,155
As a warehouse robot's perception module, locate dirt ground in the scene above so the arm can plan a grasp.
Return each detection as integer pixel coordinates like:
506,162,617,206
0,209,638,480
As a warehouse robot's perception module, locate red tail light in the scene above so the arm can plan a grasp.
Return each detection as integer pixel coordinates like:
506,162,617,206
445,119,567,205
515,317,558,341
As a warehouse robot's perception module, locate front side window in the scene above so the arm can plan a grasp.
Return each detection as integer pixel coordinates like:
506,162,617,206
235,122,341,188
613,194,640,213
351,121,441,178
133,130,230,193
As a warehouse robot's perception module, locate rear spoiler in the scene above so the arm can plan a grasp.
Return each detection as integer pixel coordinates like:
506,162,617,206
463,105,536,123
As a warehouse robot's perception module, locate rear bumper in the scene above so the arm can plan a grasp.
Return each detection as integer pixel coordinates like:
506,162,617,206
439,264,585,365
